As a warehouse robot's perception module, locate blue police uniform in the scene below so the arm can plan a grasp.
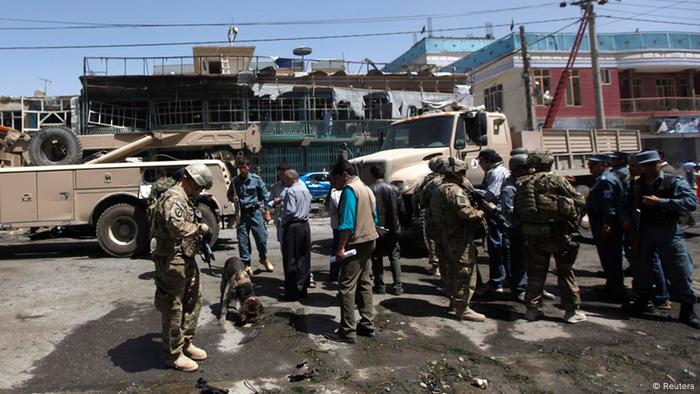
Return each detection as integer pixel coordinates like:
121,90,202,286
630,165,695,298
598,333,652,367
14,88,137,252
230,172,270,267
632,172,697,305
586,167,626,300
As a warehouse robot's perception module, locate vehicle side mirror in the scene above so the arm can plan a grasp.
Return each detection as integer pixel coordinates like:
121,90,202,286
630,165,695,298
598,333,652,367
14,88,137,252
479,135,488,146
454,139,466,149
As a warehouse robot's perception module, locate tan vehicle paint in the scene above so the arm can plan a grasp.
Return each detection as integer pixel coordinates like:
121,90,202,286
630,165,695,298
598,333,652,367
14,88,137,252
0,159,234,257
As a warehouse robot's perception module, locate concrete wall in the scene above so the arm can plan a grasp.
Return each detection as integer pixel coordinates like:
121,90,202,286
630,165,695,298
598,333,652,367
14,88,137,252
472,67,530,131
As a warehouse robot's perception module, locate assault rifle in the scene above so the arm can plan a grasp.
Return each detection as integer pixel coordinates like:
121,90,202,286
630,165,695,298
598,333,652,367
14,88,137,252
460,184,513,230
194,207,216,276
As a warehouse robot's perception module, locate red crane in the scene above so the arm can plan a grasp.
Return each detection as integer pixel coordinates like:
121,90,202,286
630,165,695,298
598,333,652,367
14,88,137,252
542,5,592,129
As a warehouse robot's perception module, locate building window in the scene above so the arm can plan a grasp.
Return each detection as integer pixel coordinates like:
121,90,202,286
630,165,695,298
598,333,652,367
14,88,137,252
655,79,676,98
483,84,503,112
533,69,551,106
364,94,392,120
565,70,582,106
633,79,644,98
208,98,244,124
0,111,22,131
600,69,611,85
155,100,204,126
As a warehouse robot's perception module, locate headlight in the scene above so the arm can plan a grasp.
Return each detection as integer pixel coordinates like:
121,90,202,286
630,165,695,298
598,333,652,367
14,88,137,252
391,179,420,194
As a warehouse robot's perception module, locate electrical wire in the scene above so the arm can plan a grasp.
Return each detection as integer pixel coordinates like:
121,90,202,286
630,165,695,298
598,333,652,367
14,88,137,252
606,1,700,12
0,2,562,31
0,17,581,51
598,15,700,27
602,8,699,21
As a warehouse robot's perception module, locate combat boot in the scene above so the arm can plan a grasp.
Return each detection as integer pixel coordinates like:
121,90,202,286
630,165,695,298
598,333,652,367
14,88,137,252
455,304,486,322
261,257,274,272
184,342,207,361
564,309,587,324
525,308,544,321
165,354,199,372
679,303,700,329
621,296,654,315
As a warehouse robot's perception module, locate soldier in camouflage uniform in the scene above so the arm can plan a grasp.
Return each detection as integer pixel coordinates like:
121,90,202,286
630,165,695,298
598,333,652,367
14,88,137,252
150,162,214,372
514,150,587,324
415,157,445,275
429,157,487,322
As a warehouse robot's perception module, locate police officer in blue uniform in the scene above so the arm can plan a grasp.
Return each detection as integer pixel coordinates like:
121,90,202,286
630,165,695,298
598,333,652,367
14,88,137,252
623,150,699,329
586,153,627,303
610,151,634,276
228,158,274,274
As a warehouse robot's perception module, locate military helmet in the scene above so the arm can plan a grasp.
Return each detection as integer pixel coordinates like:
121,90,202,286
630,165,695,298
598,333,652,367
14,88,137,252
509,153,529,171
185,162,214,189
527,149,554,171
428,156,444,172
443,156,467,176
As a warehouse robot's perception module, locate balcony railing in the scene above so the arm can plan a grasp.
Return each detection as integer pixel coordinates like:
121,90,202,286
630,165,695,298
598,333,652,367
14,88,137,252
620,97,700,113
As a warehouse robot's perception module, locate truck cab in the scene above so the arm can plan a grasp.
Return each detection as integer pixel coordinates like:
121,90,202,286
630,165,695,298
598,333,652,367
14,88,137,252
350,108,511,218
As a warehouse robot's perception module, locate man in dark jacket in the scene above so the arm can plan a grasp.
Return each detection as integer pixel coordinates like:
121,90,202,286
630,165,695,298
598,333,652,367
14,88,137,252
369,165,405,295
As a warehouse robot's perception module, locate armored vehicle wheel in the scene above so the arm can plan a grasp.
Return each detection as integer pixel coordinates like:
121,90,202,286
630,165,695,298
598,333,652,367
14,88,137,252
28,127,83,166
197,203,219,246
96,203,148,257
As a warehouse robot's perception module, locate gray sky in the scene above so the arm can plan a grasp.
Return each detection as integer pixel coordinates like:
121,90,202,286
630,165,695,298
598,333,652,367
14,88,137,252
1,0,697,96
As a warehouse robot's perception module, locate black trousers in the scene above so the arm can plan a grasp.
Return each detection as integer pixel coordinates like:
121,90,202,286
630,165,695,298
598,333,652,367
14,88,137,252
281,221,311,298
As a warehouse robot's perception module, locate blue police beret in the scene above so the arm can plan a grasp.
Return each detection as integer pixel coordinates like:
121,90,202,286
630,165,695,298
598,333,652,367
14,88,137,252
634,150,661,164
588,154,612,164
611,151,630,161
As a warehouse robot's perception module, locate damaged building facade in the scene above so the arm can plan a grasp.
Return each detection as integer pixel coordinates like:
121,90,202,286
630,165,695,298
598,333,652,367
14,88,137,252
0,46,471,181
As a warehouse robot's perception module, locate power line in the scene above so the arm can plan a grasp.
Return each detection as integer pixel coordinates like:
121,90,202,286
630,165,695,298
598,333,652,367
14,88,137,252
602,8,699,21
607,2,700,12
598,15,700,27
0,17,581,51
0,3,562,31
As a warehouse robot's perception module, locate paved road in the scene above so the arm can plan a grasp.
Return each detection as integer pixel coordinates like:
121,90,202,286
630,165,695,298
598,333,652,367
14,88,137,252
0,218,698,393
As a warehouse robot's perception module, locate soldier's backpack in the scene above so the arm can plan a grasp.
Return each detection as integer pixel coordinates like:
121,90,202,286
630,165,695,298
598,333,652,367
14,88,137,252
515,172,579,224
147,177,176,237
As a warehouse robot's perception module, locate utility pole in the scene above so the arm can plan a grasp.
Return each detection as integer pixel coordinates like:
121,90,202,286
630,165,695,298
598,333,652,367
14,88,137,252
520,25,538,131
586,1,606,129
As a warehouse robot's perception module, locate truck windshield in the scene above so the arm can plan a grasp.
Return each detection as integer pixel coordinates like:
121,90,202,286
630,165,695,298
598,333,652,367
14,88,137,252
382,116,453,150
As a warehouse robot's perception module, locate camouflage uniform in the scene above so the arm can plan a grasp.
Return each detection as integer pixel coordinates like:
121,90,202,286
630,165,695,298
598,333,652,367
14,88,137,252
429,160,485,319
150,184,203,360
415,157,445,271
514,151,586,317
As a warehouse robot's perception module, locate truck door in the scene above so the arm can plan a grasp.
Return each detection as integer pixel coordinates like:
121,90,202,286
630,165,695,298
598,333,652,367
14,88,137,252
0,172,38,223
38,171,74,222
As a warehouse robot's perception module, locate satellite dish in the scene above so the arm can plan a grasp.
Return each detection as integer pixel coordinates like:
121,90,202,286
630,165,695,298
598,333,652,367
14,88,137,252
293,46,312,57
228,26,239,43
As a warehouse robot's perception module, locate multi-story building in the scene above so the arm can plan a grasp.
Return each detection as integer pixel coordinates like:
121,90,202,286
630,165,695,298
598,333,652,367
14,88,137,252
383,36,495,73
2,46,472,181
445,31,700,162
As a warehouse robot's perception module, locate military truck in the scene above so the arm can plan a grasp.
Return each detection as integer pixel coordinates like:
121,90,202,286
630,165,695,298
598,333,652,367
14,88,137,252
349,106,641,235
0,123,261,167
0,159,234,257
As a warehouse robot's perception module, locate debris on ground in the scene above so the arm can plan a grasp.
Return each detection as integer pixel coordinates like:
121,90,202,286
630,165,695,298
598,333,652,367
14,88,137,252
472,378,488,389
288,360,318,382
196,378,229,394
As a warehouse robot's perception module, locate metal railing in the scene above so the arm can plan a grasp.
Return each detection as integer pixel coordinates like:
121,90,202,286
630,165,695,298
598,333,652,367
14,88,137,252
83,55,390,77
620,97,700,113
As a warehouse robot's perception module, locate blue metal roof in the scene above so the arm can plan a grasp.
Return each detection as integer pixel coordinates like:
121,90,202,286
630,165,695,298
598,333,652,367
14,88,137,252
443,32,700,73
383,37,496,72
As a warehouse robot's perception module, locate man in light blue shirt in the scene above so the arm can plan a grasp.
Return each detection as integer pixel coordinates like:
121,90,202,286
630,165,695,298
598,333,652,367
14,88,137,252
277,169,313,300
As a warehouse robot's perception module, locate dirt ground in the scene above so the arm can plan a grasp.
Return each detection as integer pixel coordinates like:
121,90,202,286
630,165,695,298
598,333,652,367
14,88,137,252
0,214,698,393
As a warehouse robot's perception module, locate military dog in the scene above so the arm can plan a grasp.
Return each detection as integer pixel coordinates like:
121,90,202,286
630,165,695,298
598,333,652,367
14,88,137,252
219,256,263,325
